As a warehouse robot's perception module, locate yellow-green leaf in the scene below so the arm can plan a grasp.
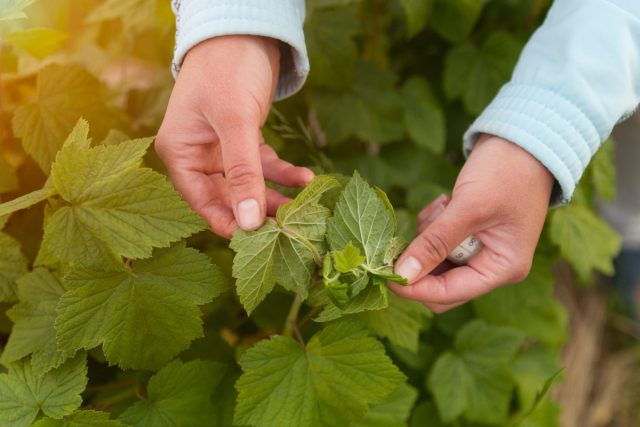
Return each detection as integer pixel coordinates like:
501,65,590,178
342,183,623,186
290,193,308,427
231,175,340,313
55,243,226,370
2,269,74,375
12,64,116,172
39,120,206,270
4,28,68,59
0,231,28,303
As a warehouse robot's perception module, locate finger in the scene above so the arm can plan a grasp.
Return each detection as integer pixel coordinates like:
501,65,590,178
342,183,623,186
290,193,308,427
417,194,450,223
168,169,238,238
203,203,238,239
395,198,479,283
207,173,291,214
260,145,315,187
266,188,292,216
390,248,519,306
424,301,465,314
417,194,449,235
216,113,267,232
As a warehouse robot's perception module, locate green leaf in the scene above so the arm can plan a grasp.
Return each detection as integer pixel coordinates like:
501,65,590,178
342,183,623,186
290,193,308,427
384,236,407,265
316,172,406,322
328,172,395,267
473,256,567,346
0,181,56,218
519,398,561,427
0,0,36,21
313,62,404,145
430,0,484,43
549,204,621,281
234,320,405,427
398,0,431,38
4,28,68,59
410,401,445,427
333,242,365,272
591,138,616,201
401,76,446,154
231,175,340,313
428,320,524,424
305,7,361,89
0,354,87,427
120,359,226,427
316,282,389,322
55,243,226,370
2,269,74,375
352,383,418,427
318,173,408,318
39,119,206,270
357,292,431,353
444,32,522,115
12,64,117,173
32,410,127,427
276,175,339,246
511,344,563,420
0,231,28,303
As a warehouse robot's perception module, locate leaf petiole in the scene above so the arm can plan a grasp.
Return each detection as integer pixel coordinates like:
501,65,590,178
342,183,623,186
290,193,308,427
281,226,323,265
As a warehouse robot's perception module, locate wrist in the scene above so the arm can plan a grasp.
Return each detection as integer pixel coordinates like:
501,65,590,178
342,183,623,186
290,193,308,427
183,35,280,70
474,134,556,199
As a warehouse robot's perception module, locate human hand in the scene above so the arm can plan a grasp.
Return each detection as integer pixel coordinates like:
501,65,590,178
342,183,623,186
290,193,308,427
156,35,314,238
390,135,555,312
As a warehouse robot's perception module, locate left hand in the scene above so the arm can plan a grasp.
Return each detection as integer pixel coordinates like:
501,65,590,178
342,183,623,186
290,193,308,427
389,135,555,312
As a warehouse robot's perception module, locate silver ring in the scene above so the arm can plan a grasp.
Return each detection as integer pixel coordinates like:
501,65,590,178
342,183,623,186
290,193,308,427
447,235,483,265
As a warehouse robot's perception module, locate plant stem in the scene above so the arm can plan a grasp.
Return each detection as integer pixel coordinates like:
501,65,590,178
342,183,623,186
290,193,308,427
283,293,303,342
90,387,137,410
298,306,320,329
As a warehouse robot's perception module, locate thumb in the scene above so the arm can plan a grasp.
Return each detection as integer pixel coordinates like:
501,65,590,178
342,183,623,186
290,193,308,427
217,115,267,231
394,198,478,283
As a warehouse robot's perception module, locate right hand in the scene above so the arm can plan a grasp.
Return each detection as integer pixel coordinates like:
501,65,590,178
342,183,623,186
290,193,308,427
156,35,314,238
390,135,554,312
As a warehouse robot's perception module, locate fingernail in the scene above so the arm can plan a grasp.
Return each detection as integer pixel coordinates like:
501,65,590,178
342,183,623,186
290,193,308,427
435,194,449,205
237,199,262,230
427,203,446,223
302,168,315,183
395,256,422,283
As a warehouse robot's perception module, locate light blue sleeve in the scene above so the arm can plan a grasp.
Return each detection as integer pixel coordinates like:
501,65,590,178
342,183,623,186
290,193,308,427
464,0,640,203
171,0,309,100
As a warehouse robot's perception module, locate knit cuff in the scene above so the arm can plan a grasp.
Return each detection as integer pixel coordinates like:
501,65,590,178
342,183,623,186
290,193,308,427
172,0,309,100
464,83,601,204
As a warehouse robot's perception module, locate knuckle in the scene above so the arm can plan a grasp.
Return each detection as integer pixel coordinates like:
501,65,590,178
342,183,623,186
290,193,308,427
226,162,260,188
216,104,260,127
416,230,450,262
474,203,493,222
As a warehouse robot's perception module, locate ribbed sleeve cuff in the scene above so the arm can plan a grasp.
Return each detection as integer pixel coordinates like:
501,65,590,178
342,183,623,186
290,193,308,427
172,0,309,100
463,83,602,204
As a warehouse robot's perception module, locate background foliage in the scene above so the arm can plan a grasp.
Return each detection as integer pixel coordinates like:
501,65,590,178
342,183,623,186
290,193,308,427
0,0,625,426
